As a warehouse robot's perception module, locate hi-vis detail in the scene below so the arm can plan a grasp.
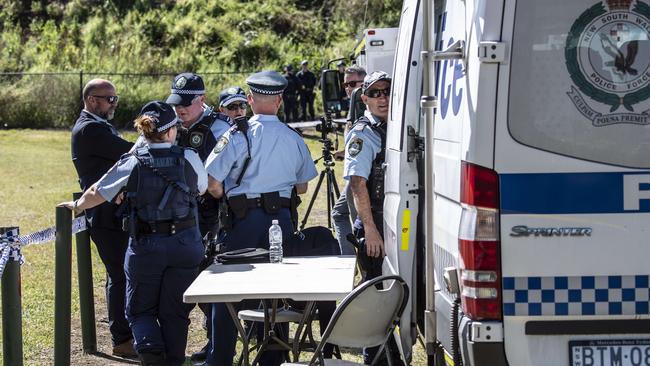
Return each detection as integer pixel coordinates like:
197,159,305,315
566,0,650,126
380,0,650,365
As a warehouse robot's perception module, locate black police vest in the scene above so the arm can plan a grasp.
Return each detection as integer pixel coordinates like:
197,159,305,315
177,111,228,162
353,116,387,213
128,146,198,224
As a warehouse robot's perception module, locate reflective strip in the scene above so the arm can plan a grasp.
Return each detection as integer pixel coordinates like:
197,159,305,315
401,209,410,251
170,89,205,94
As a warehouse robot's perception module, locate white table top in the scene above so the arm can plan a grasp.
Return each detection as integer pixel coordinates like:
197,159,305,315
183,256,357,303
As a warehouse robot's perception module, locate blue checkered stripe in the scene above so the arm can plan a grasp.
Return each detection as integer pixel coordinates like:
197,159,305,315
502,275,650,316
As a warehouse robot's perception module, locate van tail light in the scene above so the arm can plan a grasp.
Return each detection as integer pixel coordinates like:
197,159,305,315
458,161,502,320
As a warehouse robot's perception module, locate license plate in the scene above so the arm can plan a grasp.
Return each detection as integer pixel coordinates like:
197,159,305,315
570,339,650,366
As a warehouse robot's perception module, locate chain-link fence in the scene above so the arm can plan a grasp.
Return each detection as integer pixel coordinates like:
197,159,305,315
0,71,254,129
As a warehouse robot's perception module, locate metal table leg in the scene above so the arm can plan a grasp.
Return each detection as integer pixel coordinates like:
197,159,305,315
226,303,250,366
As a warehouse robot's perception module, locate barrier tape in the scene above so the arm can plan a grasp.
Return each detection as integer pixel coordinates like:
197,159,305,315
0,217,87,278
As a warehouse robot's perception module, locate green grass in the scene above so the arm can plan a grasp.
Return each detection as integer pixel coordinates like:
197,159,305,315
0,128,425,365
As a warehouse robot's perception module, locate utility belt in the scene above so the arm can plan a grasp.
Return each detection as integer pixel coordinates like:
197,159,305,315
136,217,196,235
219,191,296,230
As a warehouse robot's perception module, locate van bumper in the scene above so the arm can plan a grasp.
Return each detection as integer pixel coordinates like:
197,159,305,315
458,317,509,366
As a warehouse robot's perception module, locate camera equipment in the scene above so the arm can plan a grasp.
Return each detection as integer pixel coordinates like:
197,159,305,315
299,63,345,230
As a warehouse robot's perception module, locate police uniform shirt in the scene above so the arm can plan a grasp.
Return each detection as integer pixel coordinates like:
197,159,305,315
205,114,317,199
343,110,384,181
95,143,208,202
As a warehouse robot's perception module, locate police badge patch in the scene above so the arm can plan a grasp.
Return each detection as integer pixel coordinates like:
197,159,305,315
190,132,203,148
175,76,187,89
348,138,363,157
214,136,229,153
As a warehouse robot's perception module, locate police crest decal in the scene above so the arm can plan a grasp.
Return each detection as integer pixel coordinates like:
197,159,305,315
566,0,650,126
213,136,229,154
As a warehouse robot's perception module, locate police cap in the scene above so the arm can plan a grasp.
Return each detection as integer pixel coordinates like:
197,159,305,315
362,71,392,92
166,72,205,106
246,71,287,95
301,60,308,66
219,86,247,107
140,101,179,132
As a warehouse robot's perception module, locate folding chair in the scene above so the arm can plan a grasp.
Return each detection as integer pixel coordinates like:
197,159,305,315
282,274,409,366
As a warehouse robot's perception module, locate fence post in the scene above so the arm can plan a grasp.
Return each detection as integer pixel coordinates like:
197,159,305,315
73,192,96,354
78,70,84,112
1,227,23,366
54,207,72,366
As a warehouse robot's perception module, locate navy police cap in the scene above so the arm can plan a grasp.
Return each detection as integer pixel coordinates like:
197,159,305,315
166,72,205,106
363,71,392,92
140,101,179,132
219,86,247,107
246,71,287,95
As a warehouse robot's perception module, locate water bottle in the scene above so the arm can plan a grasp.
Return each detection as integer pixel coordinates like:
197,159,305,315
268,220,283,263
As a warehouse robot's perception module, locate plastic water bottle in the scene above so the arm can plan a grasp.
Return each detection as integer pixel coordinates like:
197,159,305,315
268,220,283,263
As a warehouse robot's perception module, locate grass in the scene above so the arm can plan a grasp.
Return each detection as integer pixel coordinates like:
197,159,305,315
0,128,426,365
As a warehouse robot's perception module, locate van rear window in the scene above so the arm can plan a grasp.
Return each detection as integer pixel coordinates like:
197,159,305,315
508,0,650,168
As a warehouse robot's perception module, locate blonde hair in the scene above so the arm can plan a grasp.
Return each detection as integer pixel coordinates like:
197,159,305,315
133,115,167,142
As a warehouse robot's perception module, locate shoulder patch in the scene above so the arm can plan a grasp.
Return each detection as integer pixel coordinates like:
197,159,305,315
347,137,363,157
189,131,204,148
213,135,229,154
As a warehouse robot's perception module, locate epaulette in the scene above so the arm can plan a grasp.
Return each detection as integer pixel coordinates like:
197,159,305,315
351,116,371,132
285,124,303,137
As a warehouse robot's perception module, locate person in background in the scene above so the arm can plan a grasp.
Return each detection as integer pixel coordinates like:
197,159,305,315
332,65,367,255
200,70,317,366
70,78,136,358
296,60,317,121
282,65,300,123
165,73,232,362
61,101,207,366
219,86,248,121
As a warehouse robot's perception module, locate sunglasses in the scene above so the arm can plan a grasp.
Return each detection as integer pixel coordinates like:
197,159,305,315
365,88,390,98
226,102,247,111
344,80,363,88
92,95,119,104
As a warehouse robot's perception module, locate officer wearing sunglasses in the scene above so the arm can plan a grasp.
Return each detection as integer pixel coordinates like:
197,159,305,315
165,73,235,362
218,86,248,121
344,70,393,363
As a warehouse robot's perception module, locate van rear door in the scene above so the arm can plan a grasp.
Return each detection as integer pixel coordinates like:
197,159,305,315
496,1,650,365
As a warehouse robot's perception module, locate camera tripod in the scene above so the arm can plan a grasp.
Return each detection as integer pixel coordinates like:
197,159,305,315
300,116,341,230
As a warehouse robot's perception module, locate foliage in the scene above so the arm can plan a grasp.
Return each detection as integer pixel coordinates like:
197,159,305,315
0,0,402,128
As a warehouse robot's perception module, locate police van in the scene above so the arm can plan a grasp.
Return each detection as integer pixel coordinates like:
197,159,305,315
381,0,650,365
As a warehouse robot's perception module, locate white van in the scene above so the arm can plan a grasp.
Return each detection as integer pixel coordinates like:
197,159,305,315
383,0,650,365
353,27,399,75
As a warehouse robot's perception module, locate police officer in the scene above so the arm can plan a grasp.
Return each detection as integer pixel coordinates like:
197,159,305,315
60,101,207,366
218,86,248,121
201,71,318,366
344,71,394,365
70,79,136,358
296,60,317,121
165,73,235,361
282,64,300,123
332,65,367,255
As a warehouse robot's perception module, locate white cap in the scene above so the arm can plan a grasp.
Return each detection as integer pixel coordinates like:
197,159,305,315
272,220,279,224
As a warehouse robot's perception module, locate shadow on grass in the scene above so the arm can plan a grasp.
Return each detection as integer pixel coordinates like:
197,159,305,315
88,351,139,364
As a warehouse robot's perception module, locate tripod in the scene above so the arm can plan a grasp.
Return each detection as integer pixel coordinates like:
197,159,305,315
300,116,341,230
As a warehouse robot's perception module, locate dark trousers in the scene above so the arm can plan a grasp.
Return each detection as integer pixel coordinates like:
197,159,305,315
299,92,315,121
198,215,220,346
88,226,132,345
125,228,204,365
207,208,294,366
283,97,299,123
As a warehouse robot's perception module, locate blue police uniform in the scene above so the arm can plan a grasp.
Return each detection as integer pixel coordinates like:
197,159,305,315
71,109,134,347
96,101,208,365
202,71,317,366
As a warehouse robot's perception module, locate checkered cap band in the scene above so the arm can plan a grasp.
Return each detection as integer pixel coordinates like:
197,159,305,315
170,89,205,95
249,85,283,95
155,117,179,132
502,275,650,316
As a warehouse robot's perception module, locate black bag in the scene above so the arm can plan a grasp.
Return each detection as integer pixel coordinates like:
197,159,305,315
284,226,341,257
215,248,269,264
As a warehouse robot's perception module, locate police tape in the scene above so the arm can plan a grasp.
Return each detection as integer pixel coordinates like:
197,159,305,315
0,216,87,278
